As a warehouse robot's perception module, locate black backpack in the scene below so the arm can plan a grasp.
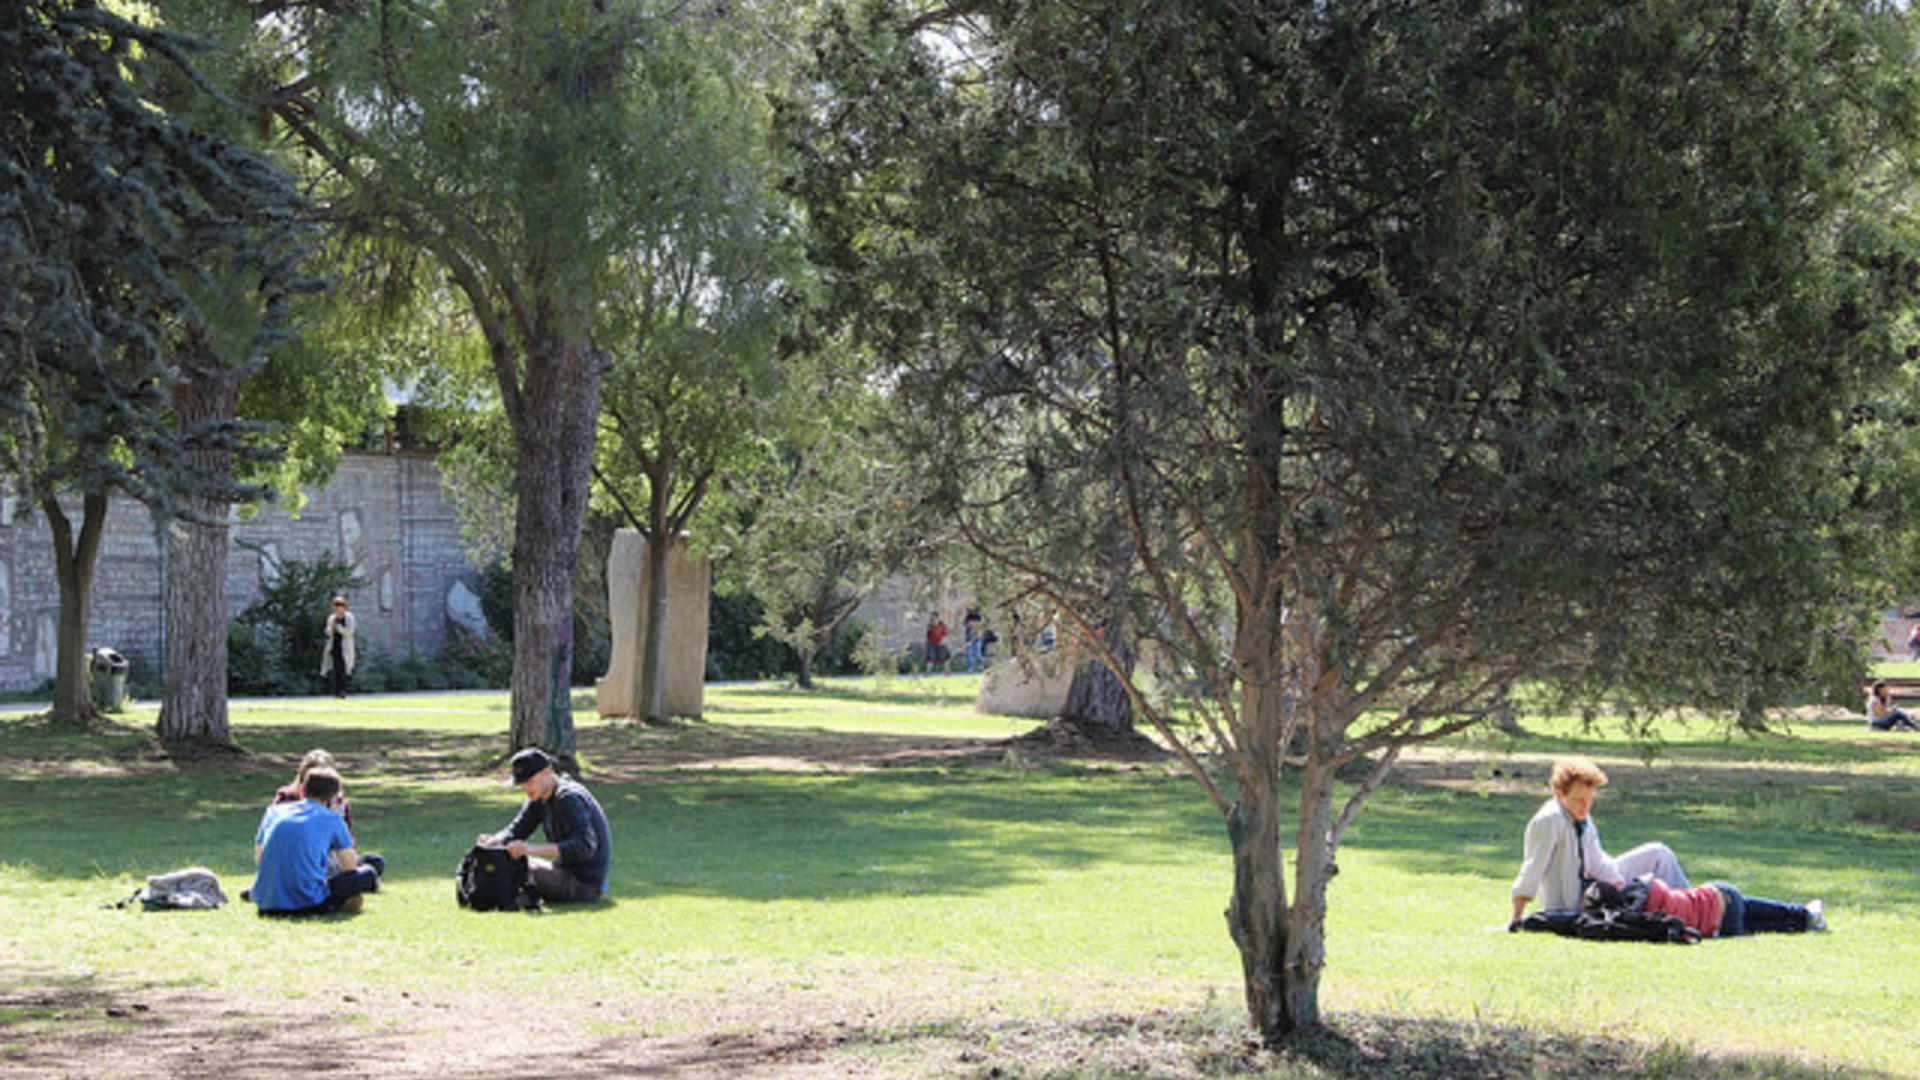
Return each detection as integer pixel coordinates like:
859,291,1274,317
456,844,537,911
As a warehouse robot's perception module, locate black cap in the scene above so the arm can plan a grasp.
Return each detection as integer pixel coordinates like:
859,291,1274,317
509,748,553,784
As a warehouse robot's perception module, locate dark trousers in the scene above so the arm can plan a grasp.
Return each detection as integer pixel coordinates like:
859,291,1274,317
529,859,605,903
1713,883,1810,935
328,639,349,696
261,864,380,917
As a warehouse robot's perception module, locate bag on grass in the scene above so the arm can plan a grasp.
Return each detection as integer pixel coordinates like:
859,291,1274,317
120,866,228,910
456,844,536,911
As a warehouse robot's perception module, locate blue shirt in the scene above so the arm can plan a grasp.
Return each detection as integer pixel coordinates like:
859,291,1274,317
253,800,354,911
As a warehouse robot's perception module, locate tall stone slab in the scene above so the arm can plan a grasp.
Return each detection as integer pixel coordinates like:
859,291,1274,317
596,530,709,718
975,642,1078,719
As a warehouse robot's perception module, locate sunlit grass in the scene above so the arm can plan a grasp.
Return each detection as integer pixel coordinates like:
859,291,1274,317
1,677,1916,1076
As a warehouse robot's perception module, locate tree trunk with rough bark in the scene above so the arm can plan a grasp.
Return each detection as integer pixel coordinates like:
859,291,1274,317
639,509,672,722
156,345,238,749
45,492,108,727
1060,645,1133,736
507,337,606,771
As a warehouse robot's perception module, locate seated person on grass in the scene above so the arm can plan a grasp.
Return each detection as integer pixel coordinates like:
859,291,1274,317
1865,681,1920,732
252,766,380,916
270,747,385,878
1510,757,1690,925
478,748,611,904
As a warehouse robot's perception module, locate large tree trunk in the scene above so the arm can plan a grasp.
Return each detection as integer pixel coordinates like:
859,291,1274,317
1223,327,1322,1041
507,336,607,769
639,506,671,722
45,492,108,728
157,346,238,749
1060,641,1133,735
1225,603,1295,1041
157,512,234,746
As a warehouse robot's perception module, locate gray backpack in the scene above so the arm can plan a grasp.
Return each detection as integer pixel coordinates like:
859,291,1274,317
126,867,229,910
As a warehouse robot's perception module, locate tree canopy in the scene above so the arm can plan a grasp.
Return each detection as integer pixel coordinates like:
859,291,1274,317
237,0,786,758
789,0,1920,1040
2,0,308,727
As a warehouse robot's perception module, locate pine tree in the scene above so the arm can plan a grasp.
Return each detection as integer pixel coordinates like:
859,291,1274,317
2,0,308,730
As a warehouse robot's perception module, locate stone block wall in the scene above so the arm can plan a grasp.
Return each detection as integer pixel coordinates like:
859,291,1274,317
0,451,479,692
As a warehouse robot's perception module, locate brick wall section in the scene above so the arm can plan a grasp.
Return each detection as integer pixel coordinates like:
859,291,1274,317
0,451,478,691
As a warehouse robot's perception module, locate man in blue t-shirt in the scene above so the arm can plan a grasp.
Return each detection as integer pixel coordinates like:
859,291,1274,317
479,748,611,904
252,766,379,915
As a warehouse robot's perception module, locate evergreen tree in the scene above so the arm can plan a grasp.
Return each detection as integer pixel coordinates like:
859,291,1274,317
790,0,1920,1040
1,0,306,730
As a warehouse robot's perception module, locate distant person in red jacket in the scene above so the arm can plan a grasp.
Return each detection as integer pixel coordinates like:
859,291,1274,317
923,615,951,675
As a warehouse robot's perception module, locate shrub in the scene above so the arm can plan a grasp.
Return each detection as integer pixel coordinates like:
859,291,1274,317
232,550,367,696
227,621,306,696
439,628,513,688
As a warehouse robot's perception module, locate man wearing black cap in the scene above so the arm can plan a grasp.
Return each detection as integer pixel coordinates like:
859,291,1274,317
478,748,612,903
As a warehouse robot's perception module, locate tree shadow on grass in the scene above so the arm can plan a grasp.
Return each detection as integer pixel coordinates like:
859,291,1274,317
0,720,1219,904
845,1008,1905,1080
0,967,400,1080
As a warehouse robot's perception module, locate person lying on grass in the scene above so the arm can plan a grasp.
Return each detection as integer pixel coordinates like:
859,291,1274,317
477,748,611,904
251,766,380,916
1510,756,1690,923
1588,878,1828,937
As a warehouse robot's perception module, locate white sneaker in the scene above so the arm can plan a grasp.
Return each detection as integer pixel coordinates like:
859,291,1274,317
1806,898,1827,931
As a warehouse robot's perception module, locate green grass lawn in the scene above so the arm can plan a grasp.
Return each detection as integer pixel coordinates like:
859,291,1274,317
2,678,1917,1078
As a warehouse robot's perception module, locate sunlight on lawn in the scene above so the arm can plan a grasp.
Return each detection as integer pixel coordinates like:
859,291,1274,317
1,677,1916,1078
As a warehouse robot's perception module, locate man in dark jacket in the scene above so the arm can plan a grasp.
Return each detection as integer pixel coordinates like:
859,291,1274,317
479,748,612,903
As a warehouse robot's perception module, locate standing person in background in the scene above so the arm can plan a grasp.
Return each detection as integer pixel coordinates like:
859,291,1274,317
320,596,356,698
924,615,951,675
962,604,986,673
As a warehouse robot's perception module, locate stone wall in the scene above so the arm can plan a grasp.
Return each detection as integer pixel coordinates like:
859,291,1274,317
0,451,479,691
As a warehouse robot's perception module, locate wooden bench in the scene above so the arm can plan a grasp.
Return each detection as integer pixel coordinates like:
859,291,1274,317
1873,677,1920,704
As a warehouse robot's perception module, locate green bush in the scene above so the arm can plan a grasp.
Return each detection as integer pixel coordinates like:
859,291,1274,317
231,550,367,696
708,591,789,680
227,621,306,696
438,628,513,688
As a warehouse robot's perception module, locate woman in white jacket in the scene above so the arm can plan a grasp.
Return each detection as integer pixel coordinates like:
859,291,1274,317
1510,757,1689,924
320,596,356,698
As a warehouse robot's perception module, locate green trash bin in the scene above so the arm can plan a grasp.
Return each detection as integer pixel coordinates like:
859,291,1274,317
89,647,129,709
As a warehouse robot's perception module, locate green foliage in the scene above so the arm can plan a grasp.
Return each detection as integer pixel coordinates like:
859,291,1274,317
230,550,366,695
708,590,793,680
225,621,303,697
435,628,513,689
789,0,1920,1037
0,0,309,514
473,561,516,642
